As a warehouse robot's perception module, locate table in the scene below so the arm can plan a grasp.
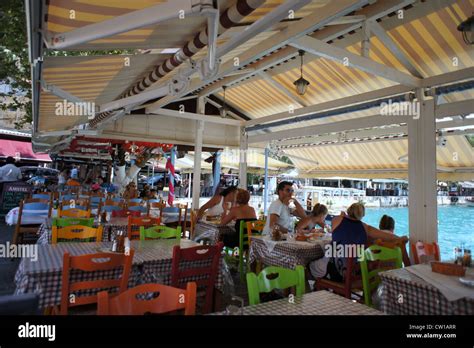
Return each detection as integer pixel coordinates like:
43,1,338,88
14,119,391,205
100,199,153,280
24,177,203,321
193,221,235,245
5,207,57,226
14,239,224,308
37,213,190,245
214,290,382,315
248,235,329,269
379,267,474,315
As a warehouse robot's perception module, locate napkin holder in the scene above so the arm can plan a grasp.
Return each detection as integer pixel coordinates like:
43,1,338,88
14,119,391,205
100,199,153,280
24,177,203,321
431,261,466,276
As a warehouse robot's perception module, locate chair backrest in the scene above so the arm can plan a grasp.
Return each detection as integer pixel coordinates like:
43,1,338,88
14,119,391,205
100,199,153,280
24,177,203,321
410,241,440,264
101,200,123,213
97,282,196,315
128,198,143,203
373,238,411,267
60,194,78,202
246,265,305,305
127,216,161,240
147,201,166,217
60,198,90,210
52,225,103,244
53,217,95,228
171,242,223,314
175,203,188,233
60,250,134,315
31,193,51,200
139,225,181,241
111,197,124,203
360,245,403,306
245,220,265,247
190,209,197,239
127,205,147,213
58,208,92,218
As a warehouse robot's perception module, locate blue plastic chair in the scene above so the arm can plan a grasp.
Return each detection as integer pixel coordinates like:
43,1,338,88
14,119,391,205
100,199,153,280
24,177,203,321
23,202,50,212
90,196,106,208
128,205,147,213
101,205,122,212
32,193,51,200
111,197,124,203
60,194,77,201
128,198,143,203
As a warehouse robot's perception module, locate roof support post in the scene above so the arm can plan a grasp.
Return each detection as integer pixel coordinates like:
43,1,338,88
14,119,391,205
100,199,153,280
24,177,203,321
192,97,205,210
408,89,437,247
239,127,248,189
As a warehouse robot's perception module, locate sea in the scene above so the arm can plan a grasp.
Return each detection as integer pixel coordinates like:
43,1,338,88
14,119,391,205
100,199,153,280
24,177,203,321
363,205,474,261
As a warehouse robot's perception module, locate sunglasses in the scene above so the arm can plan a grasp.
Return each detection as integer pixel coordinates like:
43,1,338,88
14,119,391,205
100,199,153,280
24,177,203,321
284,188,294,193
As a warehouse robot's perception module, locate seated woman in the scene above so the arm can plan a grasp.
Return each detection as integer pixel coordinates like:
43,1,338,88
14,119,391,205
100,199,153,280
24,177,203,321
196,186,237,220
220,189,257,249
309,203,407,282
379,214,395,233
296,203,328,235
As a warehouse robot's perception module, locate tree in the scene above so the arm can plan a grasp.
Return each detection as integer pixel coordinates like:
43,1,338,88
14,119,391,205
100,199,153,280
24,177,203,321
0,0,31,129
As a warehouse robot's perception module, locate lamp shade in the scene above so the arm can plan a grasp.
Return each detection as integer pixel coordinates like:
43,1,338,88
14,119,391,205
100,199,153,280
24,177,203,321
293,77,310,95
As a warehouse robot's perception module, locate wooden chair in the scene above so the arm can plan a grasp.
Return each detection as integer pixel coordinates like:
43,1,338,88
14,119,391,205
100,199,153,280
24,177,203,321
59,250,134,315
246,220,265,247
12,199,52,244
247,265,305,305
171,242,223,314
175,203,188,238
315,256,362,300
98,200,123,215
59,198,90,211
58,208,92,218
411,241,440,264
127,216,161,240
139,225,181,241
52,225,103,244
374,238,411,267
30,192,52,200
147,201,166,218
97,282,196,315
127,201,147,214
190,209,197,239
360,245,403,307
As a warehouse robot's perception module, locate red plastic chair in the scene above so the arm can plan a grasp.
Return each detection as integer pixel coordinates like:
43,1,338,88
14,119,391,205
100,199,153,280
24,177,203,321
127,216,161,240
59,250,134,315
97,282,196,315
411,241,440,264
171,242,223,314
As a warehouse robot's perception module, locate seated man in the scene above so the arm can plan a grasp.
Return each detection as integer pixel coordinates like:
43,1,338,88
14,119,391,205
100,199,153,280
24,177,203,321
262,181,306,235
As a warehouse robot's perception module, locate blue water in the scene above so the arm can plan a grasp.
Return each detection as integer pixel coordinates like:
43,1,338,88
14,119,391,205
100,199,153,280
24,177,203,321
362,206,474,260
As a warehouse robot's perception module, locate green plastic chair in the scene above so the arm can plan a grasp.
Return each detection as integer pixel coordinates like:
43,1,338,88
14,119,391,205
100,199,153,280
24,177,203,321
246,265,305,305
360,245,403,307
139,225,181,241
52,217,95,228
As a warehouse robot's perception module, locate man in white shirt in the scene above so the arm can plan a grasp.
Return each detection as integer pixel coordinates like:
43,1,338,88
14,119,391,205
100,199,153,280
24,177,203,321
0,157,22,182
70,165,78,179
263,181,306,235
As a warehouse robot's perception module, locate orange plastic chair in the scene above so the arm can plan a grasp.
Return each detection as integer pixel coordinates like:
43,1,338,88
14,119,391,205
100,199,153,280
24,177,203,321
58,208,92,218
59,250,134,315
97,282,196,315
246,220,265,247
411,241,440,264
52,225,103,244
127,216,161,240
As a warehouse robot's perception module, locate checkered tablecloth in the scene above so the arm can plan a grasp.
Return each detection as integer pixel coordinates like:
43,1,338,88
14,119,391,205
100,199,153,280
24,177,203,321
248,235,328,269
379,267,474,315
15,239,224,309
193,221,235,245
213,290,382,315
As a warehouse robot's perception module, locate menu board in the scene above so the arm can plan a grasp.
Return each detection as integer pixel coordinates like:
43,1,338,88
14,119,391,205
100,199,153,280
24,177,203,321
0,181,33,216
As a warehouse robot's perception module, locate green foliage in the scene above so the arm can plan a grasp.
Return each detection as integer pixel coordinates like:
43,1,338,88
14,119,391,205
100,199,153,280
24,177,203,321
0,0,31,129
